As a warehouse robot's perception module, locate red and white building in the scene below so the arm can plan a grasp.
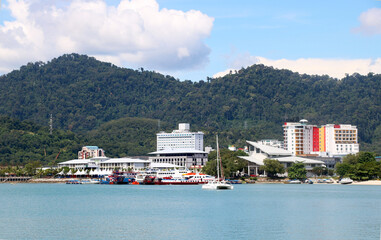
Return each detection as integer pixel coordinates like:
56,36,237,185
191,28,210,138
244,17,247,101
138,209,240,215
283,120,359,157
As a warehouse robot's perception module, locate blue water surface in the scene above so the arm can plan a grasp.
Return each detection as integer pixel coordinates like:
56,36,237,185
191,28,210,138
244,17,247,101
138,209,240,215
0,183,380,240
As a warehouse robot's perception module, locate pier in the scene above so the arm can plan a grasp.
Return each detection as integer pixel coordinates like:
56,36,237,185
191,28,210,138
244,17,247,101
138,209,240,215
0,177,32,182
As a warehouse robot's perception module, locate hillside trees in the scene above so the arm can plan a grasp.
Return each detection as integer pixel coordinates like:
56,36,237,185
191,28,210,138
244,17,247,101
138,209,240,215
0,54,380,164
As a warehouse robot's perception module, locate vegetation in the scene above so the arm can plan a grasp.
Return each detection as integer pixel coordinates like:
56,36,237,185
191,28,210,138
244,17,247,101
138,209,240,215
260,158,285,178
202,149,248,178
1,54,381,165
0,54,379,154
287,162,307,180
311,166,328,177
335,152,380,180
0,116,81,166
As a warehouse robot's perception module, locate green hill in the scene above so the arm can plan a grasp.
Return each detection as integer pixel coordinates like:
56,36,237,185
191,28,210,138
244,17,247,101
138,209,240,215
0,53,380,160
0,116,82,166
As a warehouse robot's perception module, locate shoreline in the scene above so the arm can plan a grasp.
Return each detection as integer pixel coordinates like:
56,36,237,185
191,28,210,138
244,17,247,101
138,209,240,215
2,178,381,185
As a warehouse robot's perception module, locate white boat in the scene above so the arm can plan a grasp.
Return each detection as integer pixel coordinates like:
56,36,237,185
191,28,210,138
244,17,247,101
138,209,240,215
288,179,301,184
202,135,233,190
339,178,353,184
81,179,100,184
135,169,191,184
184,172,216,183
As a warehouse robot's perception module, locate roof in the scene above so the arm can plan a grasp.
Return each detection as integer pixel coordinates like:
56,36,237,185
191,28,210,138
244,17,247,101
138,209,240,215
84,146,99,150
58,159,91,165
239,155,324,166
150,163,183,168
246,141,292,156
276,156,324,164
149,148,207,155
102,158,150,164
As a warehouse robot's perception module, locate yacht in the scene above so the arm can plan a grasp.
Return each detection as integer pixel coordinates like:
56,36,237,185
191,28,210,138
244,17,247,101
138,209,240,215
202,135,233,190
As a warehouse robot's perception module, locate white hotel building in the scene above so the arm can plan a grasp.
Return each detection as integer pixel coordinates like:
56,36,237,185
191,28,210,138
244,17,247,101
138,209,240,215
149,123,208,169
156,123,204,151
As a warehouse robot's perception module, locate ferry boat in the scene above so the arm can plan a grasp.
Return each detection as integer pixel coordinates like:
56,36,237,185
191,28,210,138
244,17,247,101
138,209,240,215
183,172,215,183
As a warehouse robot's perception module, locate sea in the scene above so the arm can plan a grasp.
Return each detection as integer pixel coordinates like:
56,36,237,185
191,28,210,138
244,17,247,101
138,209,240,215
0,183,381,240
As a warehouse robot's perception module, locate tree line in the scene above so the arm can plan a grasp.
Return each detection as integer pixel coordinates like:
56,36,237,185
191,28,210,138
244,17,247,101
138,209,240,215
0,53,380,157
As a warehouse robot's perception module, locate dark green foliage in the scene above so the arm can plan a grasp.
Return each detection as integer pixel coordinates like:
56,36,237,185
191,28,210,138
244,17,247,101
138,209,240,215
311,166,327,177
203,149,248,178
0,116,81,166
0,54,381,164
335,152,380,180
85,117,165,157
287,162,307,180
260,158,285,178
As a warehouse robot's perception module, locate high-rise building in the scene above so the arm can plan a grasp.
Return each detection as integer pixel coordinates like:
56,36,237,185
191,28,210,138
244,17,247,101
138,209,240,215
156,123,204,151
150,123,208,169
283,120,359,157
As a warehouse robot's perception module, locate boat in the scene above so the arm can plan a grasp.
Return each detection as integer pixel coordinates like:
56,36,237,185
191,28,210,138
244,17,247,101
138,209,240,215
286,179,301,184
101,170,134,184
142,175,156,185
183,172,215,183
154,178,199,185
202,135,233,190
339,178,353,184
304,179,313,184
66,179,82,184
81,179,100,184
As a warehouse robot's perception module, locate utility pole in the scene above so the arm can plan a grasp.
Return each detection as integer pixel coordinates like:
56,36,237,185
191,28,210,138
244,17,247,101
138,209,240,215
158,119,161,132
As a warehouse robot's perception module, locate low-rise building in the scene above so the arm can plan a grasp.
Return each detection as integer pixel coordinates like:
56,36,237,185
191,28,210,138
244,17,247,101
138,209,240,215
148,149,208,169
239,141,325,177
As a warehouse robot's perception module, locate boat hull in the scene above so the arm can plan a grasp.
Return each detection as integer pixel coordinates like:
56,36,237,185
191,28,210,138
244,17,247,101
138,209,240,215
202,181,234,190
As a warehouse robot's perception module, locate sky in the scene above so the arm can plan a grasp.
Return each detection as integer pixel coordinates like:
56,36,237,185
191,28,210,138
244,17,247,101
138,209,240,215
0,0,380,81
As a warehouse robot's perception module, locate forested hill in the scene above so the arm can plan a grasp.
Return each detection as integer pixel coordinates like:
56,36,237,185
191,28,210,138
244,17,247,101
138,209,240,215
0,53,380,153
0,116,81,165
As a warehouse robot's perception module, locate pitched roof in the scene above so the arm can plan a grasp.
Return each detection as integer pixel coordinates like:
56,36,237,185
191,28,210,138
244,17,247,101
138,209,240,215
246,141,291,156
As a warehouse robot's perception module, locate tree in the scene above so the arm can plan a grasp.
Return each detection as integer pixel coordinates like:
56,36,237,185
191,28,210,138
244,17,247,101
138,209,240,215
287,162,306,180
335,162,351,178
260,158,285,178
357,152,376,163
202,149,248,178
312,166,325,177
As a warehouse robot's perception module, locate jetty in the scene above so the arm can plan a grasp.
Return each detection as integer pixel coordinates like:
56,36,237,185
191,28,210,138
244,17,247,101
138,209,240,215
0,177,32,182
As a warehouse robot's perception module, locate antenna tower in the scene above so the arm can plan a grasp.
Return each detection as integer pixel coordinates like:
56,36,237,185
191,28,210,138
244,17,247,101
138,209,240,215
49,114,53,135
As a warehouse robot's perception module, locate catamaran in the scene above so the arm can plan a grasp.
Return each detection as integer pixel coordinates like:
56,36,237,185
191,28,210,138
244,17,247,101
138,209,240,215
202,135,234,190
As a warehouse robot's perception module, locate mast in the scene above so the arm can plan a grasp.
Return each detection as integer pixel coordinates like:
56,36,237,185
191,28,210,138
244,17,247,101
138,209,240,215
216,135,220,181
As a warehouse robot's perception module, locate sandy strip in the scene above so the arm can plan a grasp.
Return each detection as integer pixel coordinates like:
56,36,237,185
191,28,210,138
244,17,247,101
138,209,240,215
352,180,381,185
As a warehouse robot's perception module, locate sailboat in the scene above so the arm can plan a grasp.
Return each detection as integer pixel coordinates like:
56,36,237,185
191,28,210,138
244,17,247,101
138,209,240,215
202,135,234,190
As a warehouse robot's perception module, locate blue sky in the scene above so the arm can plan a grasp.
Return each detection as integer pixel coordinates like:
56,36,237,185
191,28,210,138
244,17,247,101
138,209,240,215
0,0,380,80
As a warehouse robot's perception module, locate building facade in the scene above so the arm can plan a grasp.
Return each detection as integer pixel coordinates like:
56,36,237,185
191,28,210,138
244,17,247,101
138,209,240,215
157,123,204,151
150,123,208,169
240,141,325,177
283,120,359,157
78,146,106,159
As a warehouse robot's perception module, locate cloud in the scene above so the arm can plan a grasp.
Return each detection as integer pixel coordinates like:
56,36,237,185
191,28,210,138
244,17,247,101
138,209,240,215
355,8,381,35
0,0,214,74
213,54,381,79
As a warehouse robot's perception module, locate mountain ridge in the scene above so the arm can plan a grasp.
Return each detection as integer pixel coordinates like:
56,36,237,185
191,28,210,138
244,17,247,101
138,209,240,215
0,53,380,156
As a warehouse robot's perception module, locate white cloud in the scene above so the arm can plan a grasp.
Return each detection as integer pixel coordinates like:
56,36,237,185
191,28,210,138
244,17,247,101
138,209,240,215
0,0,214,74
213,54,381,79
355,8,381,35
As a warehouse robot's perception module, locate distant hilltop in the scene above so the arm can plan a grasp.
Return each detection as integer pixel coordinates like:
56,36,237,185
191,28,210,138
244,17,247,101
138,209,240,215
0,53,380,160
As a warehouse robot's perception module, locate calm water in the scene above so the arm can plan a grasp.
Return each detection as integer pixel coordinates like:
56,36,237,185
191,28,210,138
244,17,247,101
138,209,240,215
0,183,381,240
